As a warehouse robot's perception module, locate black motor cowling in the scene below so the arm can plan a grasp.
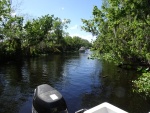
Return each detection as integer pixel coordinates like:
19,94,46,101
32,84,68,113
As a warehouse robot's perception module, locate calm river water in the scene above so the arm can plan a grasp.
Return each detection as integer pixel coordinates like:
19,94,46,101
0,51,150,113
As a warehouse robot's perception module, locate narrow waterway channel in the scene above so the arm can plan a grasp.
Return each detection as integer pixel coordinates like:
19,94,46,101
0,51,150,113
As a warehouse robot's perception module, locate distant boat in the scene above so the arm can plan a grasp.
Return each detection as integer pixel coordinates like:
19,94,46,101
79,46,86,52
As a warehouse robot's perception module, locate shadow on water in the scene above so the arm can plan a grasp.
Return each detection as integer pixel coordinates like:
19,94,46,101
81,62,150,113
0,61,32,113
0,52,150,113
0,55,66,113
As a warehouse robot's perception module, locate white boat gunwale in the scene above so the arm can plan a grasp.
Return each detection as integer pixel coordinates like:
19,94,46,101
84,102,128,113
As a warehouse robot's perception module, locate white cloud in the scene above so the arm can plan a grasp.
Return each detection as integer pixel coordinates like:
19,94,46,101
70,25,78,30
70,33,96,42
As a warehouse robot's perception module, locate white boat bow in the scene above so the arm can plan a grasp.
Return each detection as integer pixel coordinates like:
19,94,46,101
83,102,128,113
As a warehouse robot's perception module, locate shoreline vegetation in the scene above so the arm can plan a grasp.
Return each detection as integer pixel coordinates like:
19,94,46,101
0,0,150,99
0,0,91,63
81,0,150,99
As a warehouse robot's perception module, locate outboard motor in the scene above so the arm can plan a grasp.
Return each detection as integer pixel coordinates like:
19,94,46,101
32,84,68,113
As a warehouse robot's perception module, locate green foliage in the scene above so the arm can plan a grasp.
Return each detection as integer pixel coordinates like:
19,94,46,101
23,15,71,55
0,0,23,58
133,72,150,97
0,0,11,20
82,0,150,65
64,35,91,51
82,0,150,97
0,0,91,59
24,15,55,44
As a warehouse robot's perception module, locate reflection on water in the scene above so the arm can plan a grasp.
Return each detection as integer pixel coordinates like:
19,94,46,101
0,52,150,113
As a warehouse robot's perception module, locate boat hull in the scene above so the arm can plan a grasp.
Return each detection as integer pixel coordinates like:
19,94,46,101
84,102,128,113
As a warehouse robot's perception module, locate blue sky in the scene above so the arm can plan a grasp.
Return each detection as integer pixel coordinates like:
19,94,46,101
12,0,102,42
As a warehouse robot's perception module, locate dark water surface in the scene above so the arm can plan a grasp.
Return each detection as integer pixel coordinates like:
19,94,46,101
0,52,150,113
